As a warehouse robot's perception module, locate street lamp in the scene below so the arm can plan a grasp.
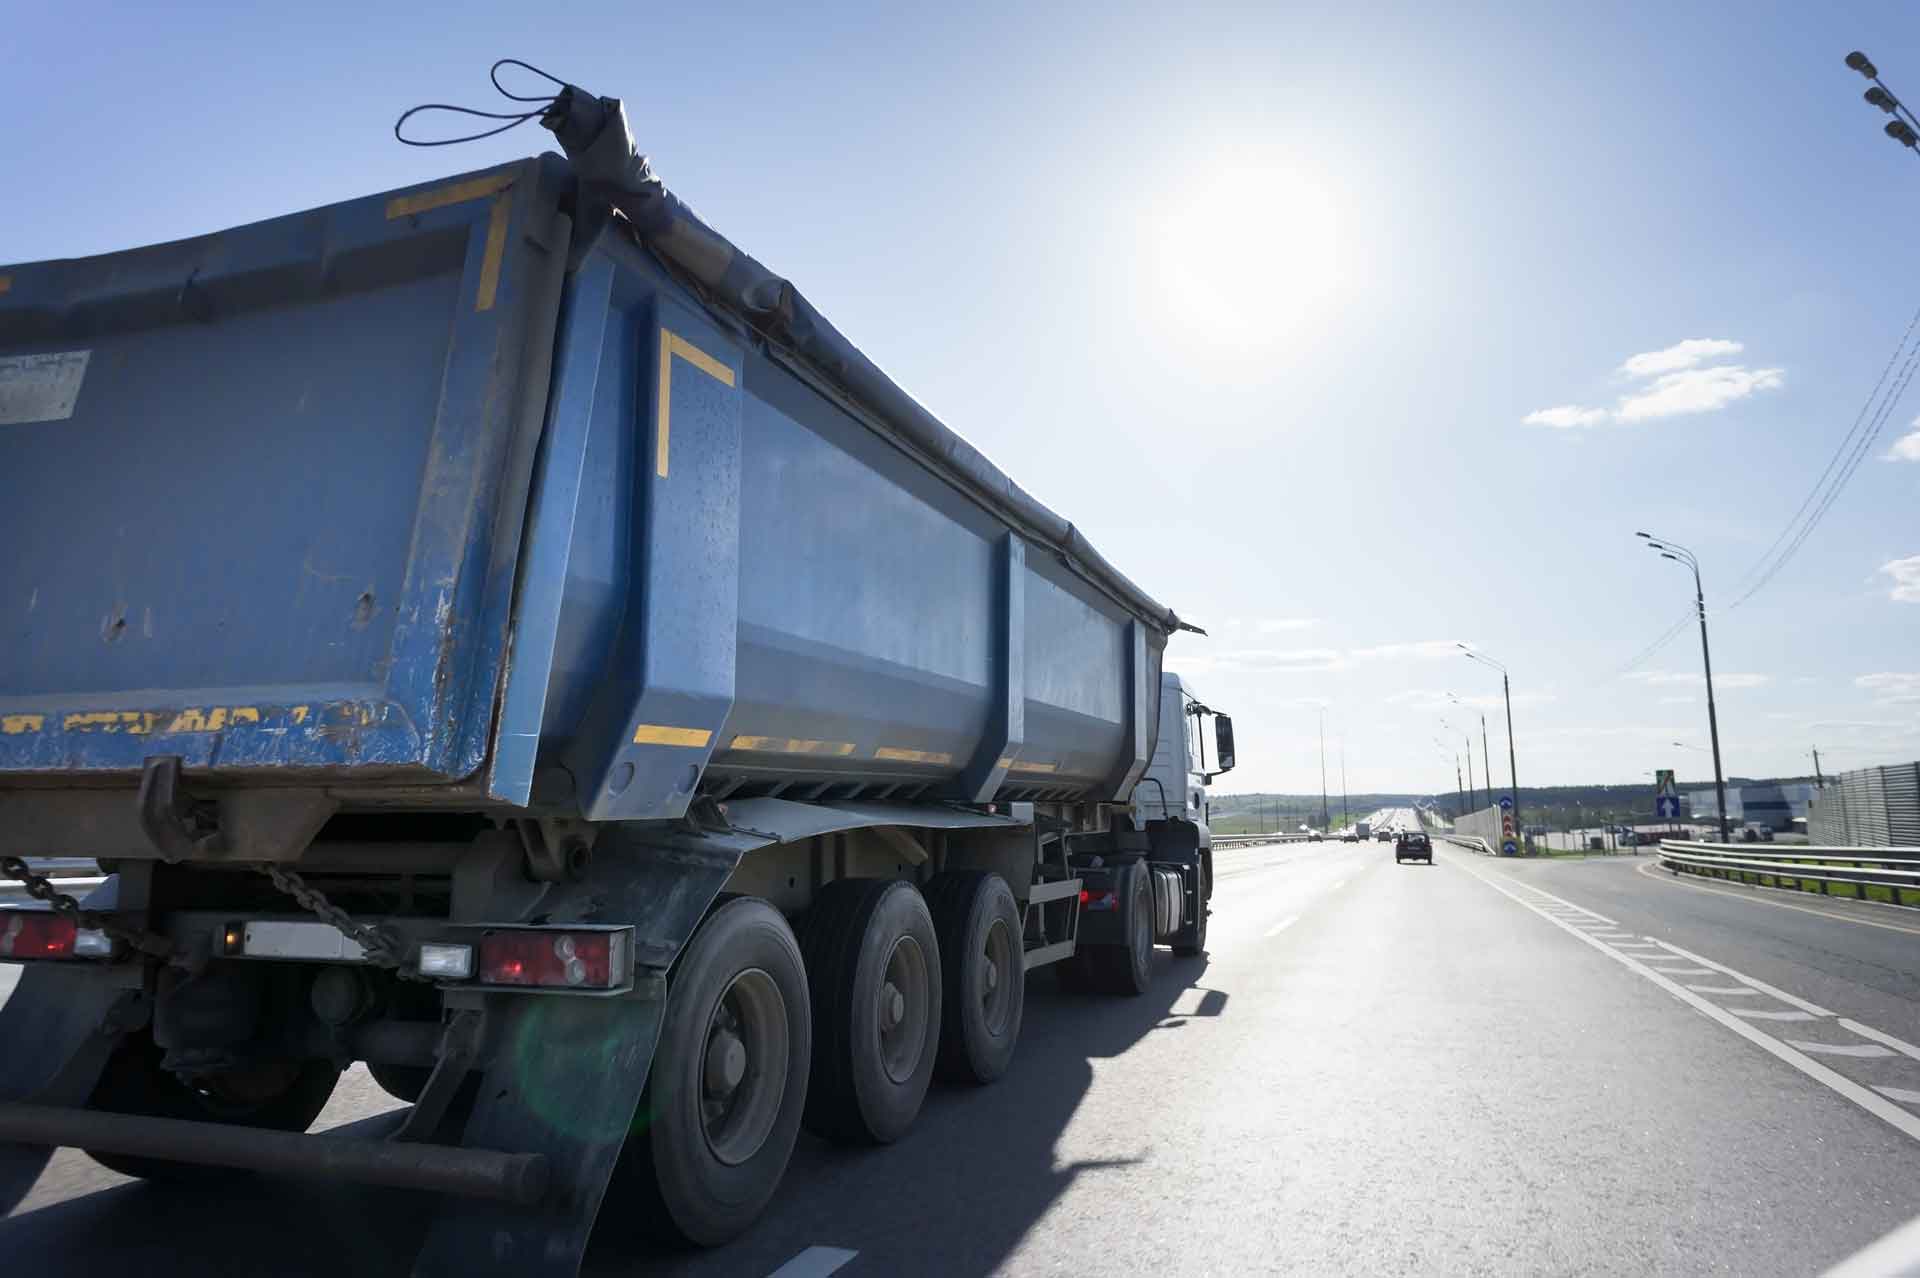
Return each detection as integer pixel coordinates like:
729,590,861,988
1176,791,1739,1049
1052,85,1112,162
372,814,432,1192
1442,709,1478,812
1637,532,1731,843
1460,644,1522,852
1433,736,1465,816
1847,52,1920,159
1451,692,1494,818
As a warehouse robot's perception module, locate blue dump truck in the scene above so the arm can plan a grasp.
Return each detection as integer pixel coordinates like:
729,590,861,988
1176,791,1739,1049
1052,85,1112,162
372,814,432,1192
0,79,1234,1273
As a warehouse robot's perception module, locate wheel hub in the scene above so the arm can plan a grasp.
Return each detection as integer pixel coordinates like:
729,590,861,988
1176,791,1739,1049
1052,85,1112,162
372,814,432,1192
705,1028,747,1095
876,935,930,1085
699,967,789,1168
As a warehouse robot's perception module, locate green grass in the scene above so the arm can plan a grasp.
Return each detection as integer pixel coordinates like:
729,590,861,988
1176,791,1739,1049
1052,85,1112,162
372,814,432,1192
1681,864,1920,909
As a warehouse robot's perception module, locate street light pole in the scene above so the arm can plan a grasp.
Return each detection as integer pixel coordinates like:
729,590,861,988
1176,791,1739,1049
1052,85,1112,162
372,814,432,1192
1318,709,1331,831
1638,533,1731,844
1461,645,1521,852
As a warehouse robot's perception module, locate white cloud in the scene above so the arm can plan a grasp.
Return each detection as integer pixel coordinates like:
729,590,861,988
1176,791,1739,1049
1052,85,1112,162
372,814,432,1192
1522,405,1609,429
1626,670,1772,689
1881,555,1920,602
1657,695,1696,704
1256,617,1320,633
1619,338,1744,378
1614,365,1784,422
1857,672,1920,703
1886,419,1920,462
1349,640,1462,662
1522,339,1781,428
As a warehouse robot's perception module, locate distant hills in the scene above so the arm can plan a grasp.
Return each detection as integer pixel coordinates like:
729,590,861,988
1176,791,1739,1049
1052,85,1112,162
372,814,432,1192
1210,777,1820,834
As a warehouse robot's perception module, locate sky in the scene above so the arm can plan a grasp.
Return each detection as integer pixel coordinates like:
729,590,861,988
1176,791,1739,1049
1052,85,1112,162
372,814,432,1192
7,1,1920,797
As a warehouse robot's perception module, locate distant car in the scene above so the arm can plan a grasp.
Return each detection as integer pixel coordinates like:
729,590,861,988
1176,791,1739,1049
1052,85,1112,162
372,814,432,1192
1339,829,1360,842
1395,831,1433,864
1740,823,1775,843
1375,829,1394,842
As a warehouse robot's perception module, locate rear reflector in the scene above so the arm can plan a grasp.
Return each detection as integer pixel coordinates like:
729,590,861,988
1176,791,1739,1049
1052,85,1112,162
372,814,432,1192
0,912,83,959
477,929,630,990
1083,891,1118,912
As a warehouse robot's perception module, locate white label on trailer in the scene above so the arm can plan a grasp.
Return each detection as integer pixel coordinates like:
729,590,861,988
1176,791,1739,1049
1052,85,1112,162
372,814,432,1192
0,350,90,425
242,920,368,962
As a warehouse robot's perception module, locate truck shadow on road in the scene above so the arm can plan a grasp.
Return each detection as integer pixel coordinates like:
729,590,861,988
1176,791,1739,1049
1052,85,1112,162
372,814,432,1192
0,951,1220,1278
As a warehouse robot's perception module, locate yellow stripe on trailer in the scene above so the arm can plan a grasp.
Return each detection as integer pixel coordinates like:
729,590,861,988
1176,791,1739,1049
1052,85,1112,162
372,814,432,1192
631,724,713,748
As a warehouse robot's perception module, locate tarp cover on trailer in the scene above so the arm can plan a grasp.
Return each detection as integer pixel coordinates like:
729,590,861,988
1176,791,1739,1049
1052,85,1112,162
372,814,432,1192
539,88,1198,640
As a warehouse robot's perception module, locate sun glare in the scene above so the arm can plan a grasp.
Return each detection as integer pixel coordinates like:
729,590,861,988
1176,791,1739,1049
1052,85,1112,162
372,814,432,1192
1152,156,1346,352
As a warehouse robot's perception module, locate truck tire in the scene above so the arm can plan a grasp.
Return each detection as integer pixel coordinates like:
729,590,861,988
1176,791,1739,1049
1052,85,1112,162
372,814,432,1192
1092,862,1154,996
367,1062,430,1103
83,1034,339,1182
1172,861,1209,958
926,871,1024,1085
797,879,941,1145
631,895,811,1248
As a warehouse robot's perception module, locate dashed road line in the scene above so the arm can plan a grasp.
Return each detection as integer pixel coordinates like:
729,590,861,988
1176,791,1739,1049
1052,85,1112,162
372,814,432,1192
1265,914,1300,938
1455,859,1920,1144
1788,1040,1897,1058
767,1246,860,1278
1729,1008,1820,1022
1841,1019,1920,1063
1687,984,1762,995
1644,939,1834,1016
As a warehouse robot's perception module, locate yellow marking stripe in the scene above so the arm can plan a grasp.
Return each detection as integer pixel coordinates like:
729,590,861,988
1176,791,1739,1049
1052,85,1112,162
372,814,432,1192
29,706,277,735
730,735,856,756
1,714,44,734
475,192,512,313
875,747,954,765
384,172,516,220
655,329,738,478
632,724,713,748
1006,759,1059,774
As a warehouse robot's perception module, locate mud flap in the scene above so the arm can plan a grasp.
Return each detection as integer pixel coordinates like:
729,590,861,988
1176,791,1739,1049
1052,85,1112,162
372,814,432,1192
0,963,143,1211
413,826,757,1276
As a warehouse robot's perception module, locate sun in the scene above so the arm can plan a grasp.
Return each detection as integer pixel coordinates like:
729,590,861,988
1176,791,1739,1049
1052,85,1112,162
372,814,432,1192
1151,152,1346,352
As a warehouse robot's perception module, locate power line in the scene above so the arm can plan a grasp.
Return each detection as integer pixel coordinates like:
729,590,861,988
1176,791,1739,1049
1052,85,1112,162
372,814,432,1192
1727,316,1920,609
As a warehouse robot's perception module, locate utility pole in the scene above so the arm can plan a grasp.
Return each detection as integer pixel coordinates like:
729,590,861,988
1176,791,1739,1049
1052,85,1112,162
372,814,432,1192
1318,710,1330,830
1812,746,1826,789
1479,715,1493,817
1340,748,1349,829
1455,757,1465,814
1461,645,1522,851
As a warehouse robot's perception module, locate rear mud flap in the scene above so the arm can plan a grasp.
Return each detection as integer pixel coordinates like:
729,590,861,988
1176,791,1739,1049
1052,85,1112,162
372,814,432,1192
0,964,141,1211
415,827,757,1276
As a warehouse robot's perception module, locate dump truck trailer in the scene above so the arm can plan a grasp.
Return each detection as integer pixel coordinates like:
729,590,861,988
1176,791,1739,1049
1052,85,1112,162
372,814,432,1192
0,81,1234,1273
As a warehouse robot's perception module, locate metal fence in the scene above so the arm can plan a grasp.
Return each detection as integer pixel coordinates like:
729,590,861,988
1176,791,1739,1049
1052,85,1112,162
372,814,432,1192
1807,761,1920,847
1658,840,1920,905
1452,804,1504,848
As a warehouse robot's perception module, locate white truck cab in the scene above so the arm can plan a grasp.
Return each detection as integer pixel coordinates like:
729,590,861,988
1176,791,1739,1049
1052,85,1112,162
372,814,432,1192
1132,672,1235,836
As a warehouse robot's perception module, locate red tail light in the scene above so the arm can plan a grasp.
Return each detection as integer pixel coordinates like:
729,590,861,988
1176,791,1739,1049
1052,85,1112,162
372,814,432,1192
0,912,77,958
476,929,630,990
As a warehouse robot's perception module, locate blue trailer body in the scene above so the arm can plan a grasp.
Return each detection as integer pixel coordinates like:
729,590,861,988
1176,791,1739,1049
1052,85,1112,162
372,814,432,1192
0,156,1172,825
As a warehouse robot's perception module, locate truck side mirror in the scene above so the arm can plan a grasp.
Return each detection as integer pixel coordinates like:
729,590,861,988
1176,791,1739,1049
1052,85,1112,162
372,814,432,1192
1213,715,1236,773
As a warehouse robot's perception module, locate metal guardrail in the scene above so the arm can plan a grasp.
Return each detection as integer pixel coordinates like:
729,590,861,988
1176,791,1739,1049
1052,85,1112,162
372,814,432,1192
1436,833,1493,855
1212,833,1317,847
1657,840,1920,905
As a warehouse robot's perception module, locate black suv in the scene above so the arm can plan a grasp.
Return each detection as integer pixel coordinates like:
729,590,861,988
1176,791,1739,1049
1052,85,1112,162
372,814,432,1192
1394,831,1433,864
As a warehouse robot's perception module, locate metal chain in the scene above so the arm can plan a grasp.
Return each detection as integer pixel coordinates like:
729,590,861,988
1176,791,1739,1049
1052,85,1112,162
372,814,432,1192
260,864,429,982
0,855,174,957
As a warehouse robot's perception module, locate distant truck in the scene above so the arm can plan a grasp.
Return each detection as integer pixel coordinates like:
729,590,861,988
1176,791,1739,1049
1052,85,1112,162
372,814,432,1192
0,80,1236,1274
1354,821,1372,840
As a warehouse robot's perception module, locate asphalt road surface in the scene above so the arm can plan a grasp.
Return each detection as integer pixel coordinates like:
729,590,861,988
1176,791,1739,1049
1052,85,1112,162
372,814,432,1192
9,839,1920,1275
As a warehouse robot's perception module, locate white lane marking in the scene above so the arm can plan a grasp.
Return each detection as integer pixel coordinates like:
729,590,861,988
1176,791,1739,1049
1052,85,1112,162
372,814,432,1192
1876,1086,1920,1105
1728,1008,1820,1021
1687,985,1762,995
766,1247,860,1278
1644,939,1835,1016
1265,914,1301,938
1333,878,1351,891
1635,858,1920,937
1640,966,1717,975
1498,881,1618,926
1458,863,1920,1144
1786,1040,1897,1058
1841,1019,1920,1063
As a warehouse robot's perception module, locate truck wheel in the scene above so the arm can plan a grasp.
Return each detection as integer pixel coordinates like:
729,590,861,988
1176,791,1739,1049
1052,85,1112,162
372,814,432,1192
84,1034,339,1181
631,895,810,1247
926,872,1024,1085
1093,862,1153,996
367,1062,429,1103
798,879,941,1144
1172,861,1209,958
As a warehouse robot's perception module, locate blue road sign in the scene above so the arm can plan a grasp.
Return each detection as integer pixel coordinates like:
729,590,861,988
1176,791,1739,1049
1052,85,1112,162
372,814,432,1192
1498,795,1514,811
1656,795,1681,820
1502,839,1519,855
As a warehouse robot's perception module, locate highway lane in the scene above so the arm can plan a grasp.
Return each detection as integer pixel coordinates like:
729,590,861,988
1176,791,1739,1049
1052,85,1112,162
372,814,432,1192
9,839,1920,1274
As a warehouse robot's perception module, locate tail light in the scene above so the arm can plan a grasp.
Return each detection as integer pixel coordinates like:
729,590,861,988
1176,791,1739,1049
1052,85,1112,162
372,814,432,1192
1083,891,1118,912
477,928,631,991
0,911,114,960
